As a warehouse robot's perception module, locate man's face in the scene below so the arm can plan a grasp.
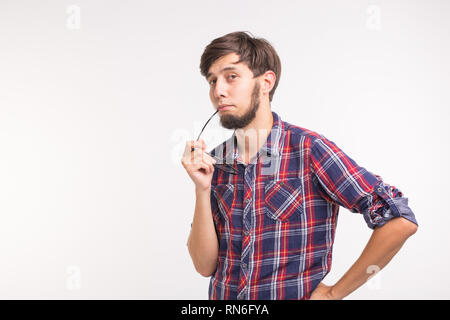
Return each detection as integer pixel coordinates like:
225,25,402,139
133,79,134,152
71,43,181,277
206,53,261,129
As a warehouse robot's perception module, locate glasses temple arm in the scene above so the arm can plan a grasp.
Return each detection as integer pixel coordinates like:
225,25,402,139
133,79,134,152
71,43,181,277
196,110,219,141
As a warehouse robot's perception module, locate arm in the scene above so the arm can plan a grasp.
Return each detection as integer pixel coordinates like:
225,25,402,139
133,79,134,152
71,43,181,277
309,136,419,229
309,136,419,299
182,139,219,277
187,187,219,277
317,216,417,300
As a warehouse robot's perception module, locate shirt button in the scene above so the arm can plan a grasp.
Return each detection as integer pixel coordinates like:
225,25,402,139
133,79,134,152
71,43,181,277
244,230,249,236
242,263,247,269
245,198,251,204
377,187,383,193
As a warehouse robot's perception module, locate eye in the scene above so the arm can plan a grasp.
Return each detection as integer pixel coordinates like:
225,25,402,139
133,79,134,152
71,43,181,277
208,75,237,86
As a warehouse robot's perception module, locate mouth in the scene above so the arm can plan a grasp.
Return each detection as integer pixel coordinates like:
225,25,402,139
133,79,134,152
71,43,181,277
218,105,234,112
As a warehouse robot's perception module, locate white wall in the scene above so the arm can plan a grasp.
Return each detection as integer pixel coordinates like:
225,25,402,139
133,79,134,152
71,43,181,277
0,0,448,299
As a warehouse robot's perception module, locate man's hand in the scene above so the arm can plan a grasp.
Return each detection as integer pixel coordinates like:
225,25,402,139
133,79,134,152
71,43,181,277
181,139,216,192
309,282,338,300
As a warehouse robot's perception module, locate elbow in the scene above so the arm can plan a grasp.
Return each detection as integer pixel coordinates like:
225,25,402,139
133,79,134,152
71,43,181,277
377,216,418,237
397,216,419,237
187,244,217,278
197,267,215,278
193,260,216,277
406,221,418,236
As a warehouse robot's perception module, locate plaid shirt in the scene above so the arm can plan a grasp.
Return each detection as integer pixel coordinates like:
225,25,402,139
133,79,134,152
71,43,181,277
207,111,418,300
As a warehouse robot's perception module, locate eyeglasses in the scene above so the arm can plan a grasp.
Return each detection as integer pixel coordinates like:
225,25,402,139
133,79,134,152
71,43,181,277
191,110,238,175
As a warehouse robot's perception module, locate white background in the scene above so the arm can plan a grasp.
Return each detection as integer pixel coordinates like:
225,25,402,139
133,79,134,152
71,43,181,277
0,0,448,299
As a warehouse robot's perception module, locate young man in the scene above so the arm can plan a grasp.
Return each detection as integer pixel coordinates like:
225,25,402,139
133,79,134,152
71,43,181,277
181,31,418,300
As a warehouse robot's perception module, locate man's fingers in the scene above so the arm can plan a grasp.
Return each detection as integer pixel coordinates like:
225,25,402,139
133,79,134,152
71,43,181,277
182,141,217,169
200,138,206,150
182,156,214,174
203,153,216,166
198,162,211,174
192,148,204,163
184,142,201,163
184,140,203,155
191,149,216,165
203,152,216,164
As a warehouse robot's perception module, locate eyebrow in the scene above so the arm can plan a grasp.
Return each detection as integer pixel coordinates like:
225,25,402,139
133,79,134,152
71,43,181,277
206,65,239,81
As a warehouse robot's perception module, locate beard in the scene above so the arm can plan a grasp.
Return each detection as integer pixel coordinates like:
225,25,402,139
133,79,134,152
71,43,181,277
219,82,260,130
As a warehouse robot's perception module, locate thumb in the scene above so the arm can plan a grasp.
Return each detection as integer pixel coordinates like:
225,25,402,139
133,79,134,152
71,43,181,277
199,138,206,150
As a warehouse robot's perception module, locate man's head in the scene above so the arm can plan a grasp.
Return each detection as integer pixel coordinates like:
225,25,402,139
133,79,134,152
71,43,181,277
200,32,281,130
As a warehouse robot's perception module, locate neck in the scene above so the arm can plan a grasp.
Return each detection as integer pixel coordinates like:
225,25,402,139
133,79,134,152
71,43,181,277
235,104,273,164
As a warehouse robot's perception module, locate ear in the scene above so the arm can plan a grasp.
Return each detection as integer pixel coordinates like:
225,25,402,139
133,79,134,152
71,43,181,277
261,70,276,96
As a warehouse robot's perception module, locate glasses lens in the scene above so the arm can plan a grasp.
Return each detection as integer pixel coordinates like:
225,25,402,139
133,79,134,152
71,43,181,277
206,152,237,175
215,164,237,175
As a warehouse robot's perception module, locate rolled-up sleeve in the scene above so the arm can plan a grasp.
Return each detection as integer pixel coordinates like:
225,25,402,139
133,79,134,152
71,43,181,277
310,136,418,230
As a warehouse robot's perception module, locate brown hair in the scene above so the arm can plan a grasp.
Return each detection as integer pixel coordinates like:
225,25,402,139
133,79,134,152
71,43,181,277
200,31,281,102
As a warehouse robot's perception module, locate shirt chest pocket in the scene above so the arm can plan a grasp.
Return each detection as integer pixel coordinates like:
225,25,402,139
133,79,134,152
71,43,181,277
264,178,305,222
213,183,235,222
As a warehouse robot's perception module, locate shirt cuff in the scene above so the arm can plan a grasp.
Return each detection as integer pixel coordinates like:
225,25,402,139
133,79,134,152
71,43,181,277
363,181,419,230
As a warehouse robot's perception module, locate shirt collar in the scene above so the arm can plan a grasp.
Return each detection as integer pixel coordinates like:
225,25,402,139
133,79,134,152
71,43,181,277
216,111,284,164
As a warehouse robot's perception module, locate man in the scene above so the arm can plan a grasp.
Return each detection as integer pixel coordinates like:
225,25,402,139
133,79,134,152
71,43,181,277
181,31,418,300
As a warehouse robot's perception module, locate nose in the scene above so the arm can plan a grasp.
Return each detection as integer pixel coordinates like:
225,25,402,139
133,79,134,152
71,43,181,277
213,77,228,99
